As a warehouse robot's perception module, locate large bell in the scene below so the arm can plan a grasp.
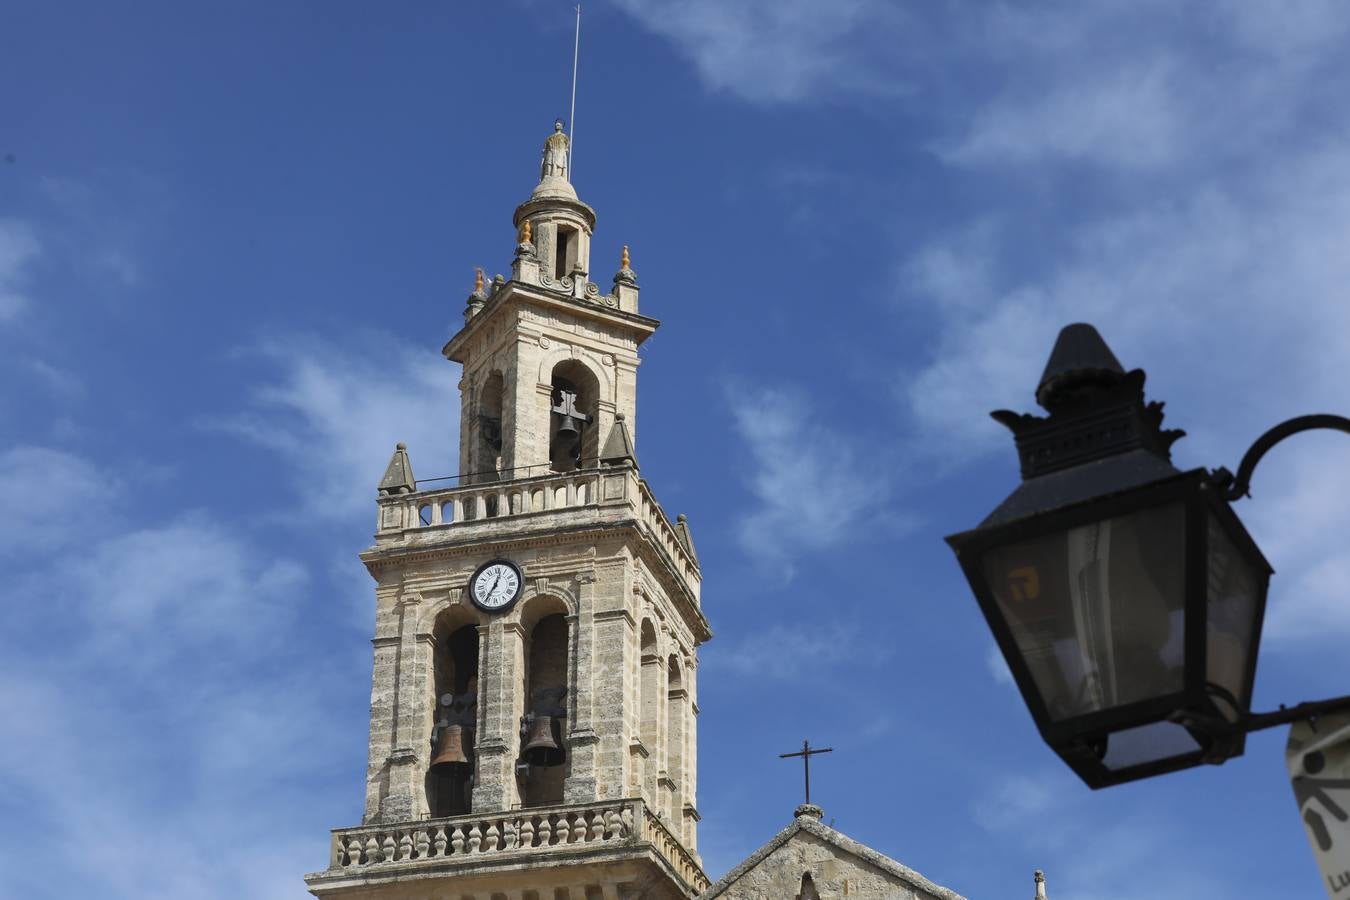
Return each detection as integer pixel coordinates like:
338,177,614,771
521,714,564,767
550,385,590,471
430,724,473,770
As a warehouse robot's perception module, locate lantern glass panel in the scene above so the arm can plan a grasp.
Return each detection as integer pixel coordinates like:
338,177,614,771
981,502,1187,722
1099,720,1203,771
1206,513,1261,720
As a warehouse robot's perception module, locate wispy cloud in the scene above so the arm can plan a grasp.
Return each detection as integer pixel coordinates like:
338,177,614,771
970,768,1245,899
986,644,1014,687
0,445,120,555
728,384,908,579
210,332,458,520
0,218,39,321
708,622,888,681
0,446,343,900
942,58,1185,170
611,0,906,104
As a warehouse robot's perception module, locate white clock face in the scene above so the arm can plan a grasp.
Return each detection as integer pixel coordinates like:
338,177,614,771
471,561,521,611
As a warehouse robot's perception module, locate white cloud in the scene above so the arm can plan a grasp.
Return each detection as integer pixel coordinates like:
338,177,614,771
0,445,120,554
610,0,903,104
211,333,459,521
709,622,887,681
986,644,1014,687
728,385,909,579
0,445,342,900
943,58,1185,169
22,357,85,399
973,772,1055,832
67,515,308,659
0,218,39,321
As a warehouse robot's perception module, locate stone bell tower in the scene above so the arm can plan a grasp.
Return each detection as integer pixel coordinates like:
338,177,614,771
305,121,712,900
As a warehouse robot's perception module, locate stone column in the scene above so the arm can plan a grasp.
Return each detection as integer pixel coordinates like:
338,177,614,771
685,659,699,852
473,619,525,811
591,606,633,800
377,594,428,823
361,604,396,825
565,574,600,801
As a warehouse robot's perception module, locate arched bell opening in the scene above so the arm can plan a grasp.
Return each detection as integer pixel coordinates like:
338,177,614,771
666,654,685,823
472,370,505,485
548,360,599,473
797,872,821,900
519,597,570,808
638,619,662,803
426,612,480,818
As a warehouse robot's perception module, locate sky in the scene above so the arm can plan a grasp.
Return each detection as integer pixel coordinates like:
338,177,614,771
3,2,1350,897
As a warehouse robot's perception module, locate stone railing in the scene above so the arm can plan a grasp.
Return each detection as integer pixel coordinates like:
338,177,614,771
375,467,701,597
639,805,709,892
381,470,602,532
326,798,708,891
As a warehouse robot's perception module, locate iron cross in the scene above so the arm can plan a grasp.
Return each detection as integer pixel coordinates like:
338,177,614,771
779,739,833,805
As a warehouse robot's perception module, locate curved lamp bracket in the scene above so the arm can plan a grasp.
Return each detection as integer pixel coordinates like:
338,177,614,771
1211,414,1350,502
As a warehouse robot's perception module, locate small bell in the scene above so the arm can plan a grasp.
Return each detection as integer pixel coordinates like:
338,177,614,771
521,714,564,767
520,686,568,767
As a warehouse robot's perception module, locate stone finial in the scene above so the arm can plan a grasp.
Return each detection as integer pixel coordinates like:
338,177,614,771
614,243,638,287
1034,869,1048,899
794,803,824,821
465,267,489,318
519,218,532,245
600,412,638,468
674,513,699,565
378,442,415,495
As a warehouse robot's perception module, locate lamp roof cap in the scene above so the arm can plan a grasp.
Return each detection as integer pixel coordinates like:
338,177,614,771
1036,322,1126,412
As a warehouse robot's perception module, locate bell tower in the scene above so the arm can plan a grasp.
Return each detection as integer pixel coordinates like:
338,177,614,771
306,123,712,900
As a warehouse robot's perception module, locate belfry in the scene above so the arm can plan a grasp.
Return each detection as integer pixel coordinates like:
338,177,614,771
304,123,711,899
303,119,1037,900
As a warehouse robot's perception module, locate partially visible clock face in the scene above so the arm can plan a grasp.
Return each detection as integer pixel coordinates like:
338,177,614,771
470,559,523,613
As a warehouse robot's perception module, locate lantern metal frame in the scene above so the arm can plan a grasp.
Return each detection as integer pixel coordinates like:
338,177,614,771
946,323,1350,789
948,467,1272,787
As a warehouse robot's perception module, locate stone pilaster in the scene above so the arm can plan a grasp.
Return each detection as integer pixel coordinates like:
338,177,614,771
473,619,525,811
564,581,600,800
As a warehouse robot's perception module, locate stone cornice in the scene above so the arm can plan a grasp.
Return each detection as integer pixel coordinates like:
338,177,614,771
361,519,711,644
593,608,636,629
443,283,659,364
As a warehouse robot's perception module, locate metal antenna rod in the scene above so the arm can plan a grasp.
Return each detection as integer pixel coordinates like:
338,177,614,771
569,5,581,178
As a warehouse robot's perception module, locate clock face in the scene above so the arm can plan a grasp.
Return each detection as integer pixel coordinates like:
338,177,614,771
469,559,523,613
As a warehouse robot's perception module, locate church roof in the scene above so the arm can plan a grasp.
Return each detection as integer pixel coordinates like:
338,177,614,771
703,809,967,900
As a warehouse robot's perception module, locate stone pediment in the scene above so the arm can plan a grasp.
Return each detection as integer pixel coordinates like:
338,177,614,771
703,811,966,900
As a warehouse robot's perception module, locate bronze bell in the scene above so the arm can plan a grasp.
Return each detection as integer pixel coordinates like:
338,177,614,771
550,420,582,468
430,724,473,770
521,714,564,767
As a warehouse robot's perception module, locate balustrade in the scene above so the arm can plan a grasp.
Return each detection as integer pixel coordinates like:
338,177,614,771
377,468,702,603
327,798,704,889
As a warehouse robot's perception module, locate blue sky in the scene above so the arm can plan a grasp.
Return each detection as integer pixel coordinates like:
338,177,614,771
3,2,1350,897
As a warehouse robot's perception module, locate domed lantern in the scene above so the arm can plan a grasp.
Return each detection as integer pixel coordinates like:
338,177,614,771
945,324,1272,788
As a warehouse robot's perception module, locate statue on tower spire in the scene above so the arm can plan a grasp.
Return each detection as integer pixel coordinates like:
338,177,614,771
529,119,579,203
541,119,570,181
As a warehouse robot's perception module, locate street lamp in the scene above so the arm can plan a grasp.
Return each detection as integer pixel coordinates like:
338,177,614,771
946,323,1350,789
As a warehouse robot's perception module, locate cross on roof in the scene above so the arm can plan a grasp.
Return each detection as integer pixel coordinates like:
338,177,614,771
779,739,833,805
